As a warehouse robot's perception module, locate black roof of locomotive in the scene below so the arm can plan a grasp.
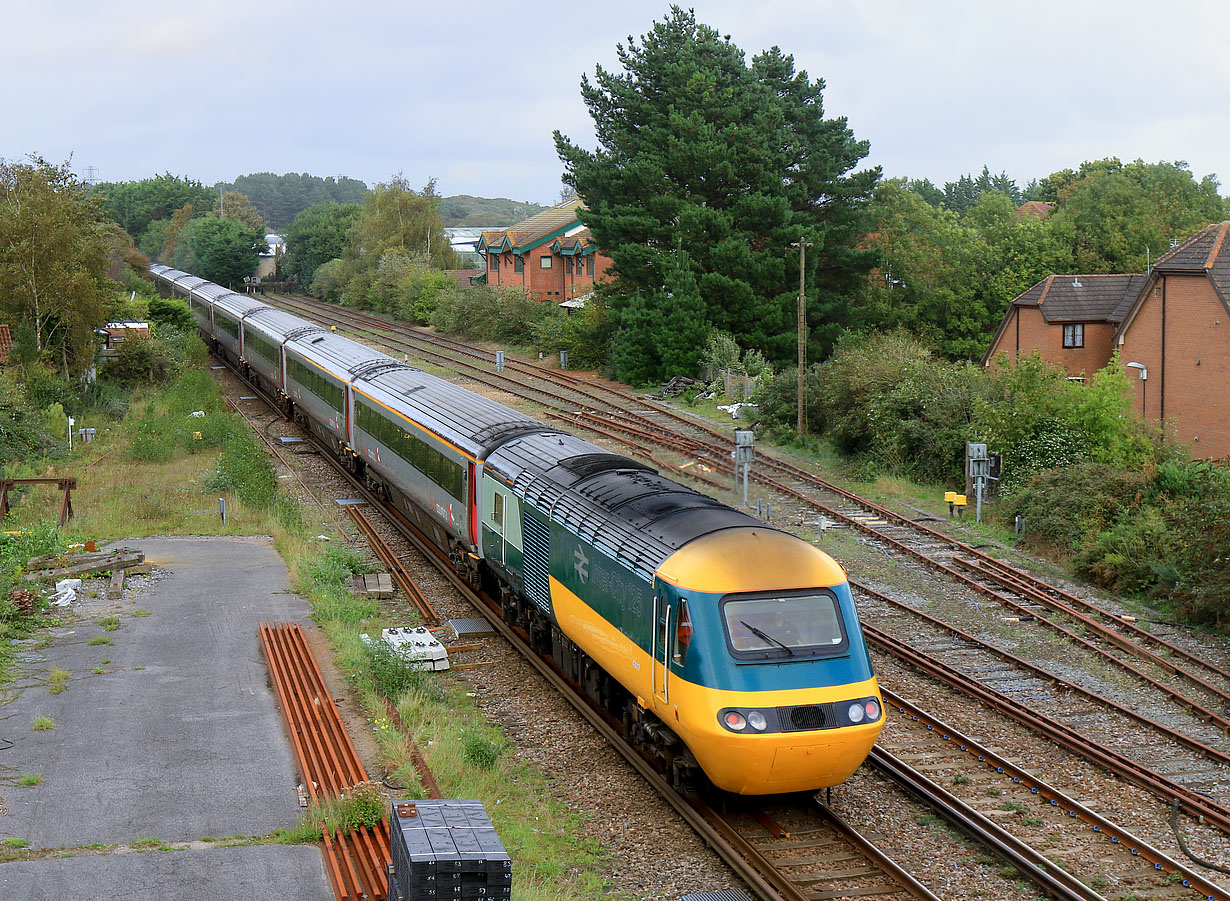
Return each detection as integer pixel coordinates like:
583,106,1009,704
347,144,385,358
489,431,770,574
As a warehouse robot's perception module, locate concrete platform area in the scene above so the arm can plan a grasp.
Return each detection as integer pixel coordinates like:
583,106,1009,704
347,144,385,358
0,536,333,900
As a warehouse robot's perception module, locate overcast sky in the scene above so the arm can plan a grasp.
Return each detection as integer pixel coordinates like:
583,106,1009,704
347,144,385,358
4,1,1228,205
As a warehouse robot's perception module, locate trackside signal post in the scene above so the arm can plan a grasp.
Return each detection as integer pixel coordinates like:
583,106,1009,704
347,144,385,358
734,429,755,506
967,442,996,524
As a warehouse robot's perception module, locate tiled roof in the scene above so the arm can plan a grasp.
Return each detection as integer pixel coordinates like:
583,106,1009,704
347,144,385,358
480,199,585,253
1011,274,1146,323
443,269,483,288
0,324,10,365
1153,221,1229,272
1016,201,1054,219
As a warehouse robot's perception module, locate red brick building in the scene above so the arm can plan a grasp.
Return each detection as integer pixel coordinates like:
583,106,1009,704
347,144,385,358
1113,222,1230,458
476,199,611,302
983,221,1230,458
982,273,1146,377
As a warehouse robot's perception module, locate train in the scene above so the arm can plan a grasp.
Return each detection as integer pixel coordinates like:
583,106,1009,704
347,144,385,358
148,263,884,796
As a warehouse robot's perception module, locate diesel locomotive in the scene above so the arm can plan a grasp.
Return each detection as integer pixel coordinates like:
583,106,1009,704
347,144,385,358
150,264,884,795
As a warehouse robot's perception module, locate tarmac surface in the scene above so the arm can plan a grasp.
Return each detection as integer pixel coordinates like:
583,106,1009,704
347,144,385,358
0,536,333,900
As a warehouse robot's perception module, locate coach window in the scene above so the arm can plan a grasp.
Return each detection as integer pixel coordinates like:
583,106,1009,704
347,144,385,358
1063,323,1084,348
540,255,552,269
492,492,504,530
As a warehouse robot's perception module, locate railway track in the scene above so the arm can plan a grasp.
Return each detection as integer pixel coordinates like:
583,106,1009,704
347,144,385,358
263,295,1230,756
221,300,1230,894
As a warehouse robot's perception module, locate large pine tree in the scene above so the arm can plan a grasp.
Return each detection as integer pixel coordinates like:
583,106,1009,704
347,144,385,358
555,6,879,379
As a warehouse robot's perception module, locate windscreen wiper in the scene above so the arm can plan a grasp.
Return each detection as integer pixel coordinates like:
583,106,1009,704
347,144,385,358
740,620,795,656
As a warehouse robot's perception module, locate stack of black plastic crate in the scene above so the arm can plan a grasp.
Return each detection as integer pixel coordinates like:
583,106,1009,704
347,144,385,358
388,799,512,900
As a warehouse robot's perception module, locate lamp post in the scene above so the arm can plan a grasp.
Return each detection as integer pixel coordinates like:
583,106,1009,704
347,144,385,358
1125,361,1148,417
789,237,813,436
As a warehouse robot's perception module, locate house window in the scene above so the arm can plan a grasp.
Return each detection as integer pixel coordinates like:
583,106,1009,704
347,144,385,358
540,255,552,269
1063,323,1084,348
514,255,523,273
586,255,594,277
490,254,499,272
566,257,573,274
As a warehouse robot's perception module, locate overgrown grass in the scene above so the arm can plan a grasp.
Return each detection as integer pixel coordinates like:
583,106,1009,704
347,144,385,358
31,716,55,731
47,668,70,694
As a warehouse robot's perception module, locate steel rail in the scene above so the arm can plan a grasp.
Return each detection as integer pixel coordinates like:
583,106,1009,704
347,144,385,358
870,748,1104,901
863,622,1230,835
259,622,389,901
881,687,1229,901
248,295,1230,890
269,296,1230,709
852,579,1230,766
346,504,438,625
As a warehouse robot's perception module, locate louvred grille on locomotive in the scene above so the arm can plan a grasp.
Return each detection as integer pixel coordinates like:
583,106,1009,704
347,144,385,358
782,704,828,731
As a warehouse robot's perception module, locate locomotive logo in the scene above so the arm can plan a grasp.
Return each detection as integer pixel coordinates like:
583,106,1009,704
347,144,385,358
573,546,590,584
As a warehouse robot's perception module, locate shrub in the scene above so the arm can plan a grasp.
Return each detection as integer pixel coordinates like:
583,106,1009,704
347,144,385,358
461,730,506,770
1004,463,1150,554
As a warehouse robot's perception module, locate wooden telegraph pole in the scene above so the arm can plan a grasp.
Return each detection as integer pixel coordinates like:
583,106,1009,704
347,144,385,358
790,237,813,435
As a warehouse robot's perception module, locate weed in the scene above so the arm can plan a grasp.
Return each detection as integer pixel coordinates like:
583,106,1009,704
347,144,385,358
99,616,120,632
132,609,151,617
462,731,507,770
1087,874,1108,890
92,667,104,675
1021,817,1044,827
18,773,43,786
88,636,112,646
48,668,70,693
953,773,971,785
31,716,55,731
916,813,943,827
130,837,172,852
277,784,386,844
984,787,1002,797
2,838,30,848
999,800,1028,813
365,640,429,701
100,658,110,664
133,666,145,671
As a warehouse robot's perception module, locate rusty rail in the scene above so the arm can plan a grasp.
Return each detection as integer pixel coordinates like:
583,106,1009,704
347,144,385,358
346,505,438,626
259,622,389,901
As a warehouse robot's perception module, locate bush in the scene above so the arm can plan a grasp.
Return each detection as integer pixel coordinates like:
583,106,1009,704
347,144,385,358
1004,463,1150,554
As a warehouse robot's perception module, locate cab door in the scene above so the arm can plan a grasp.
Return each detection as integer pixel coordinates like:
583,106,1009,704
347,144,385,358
651,592,673,707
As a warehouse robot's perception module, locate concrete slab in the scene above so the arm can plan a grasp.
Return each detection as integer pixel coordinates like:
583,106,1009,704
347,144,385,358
0,845,330,900
0,537,332,900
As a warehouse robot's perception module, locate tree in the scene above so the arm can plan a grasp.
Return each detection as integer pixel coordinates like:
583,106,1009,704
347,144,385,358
282,202,362,285
213,191,265,233
357,175,452,268
1049,160,1224,272
222,172,368,230
172,217,266,287
554,6,879,377
0,156,112,376
94,173,215,240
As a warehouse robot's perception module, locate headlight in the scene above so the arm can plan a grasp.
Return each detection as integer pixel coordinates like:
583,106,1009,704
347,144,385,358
847,702,865,723
747,711,767,731
723,711,747,731
864,699,881,721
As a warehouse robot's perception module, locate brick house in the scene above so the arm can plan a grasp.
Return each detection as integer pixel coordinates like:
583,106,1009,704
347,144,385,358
476,198,611,302
981,273,1146,377
1113,221,1230,458
983,220,1230,459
